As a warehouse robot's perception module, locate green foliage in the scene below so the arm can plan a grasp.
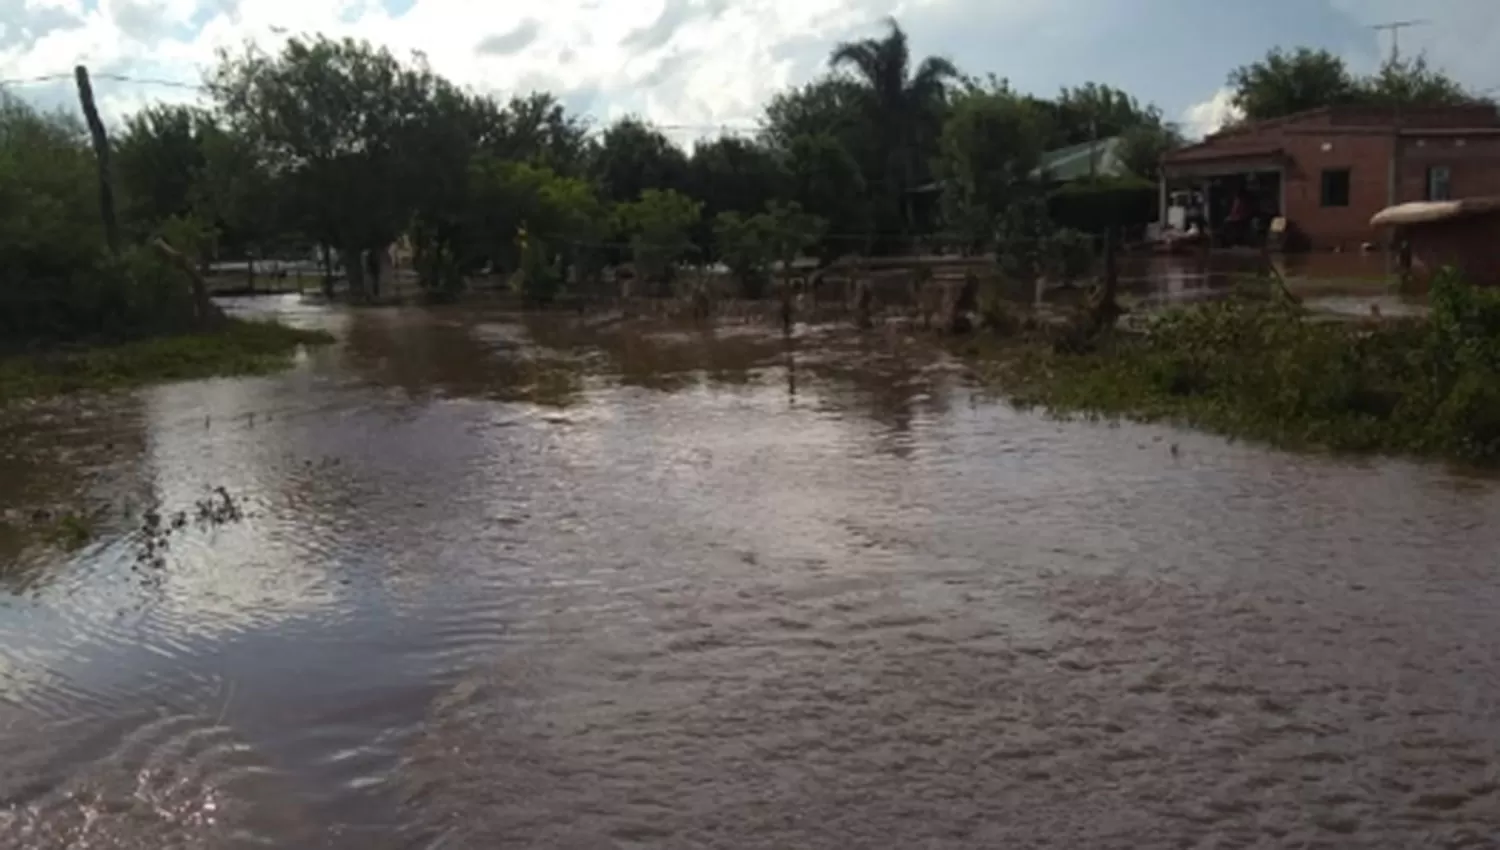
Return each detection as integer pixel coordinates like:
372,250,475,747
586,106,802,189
713,212,776,298
115,104,212,238
1045,82,1166,148
828,17,958,251
614,189,703,287
1116,123,1184,182
982,270,1500,464
209,35,444,295
689,137,789,255
1228,47,1357,122
1358,56,1481,109
784,133,871,259
1046,176,1156,235
0,95,206,347
715,201,827,299
0,320,333,404
935,83,1046,252
1228,48,1485,123
591,117,690,206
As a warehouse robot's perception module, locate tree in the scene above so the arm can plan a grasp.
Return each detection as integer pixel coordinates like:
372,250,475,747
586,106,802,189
1117,123,1185,182
0,95,204,344
114,104,212,239
714,211,776,298
1229,47,1484,125
1228,47,1358,122
761,75,870,156
614,188,702,291
479,91,592,176
1048,82,1163,148
590,117,690,206
935,84,1046,253
784,133,871,261
714,201,827,299
829,16,958,248
687,136,788,257
1358,55,1479,108
208,35,441,298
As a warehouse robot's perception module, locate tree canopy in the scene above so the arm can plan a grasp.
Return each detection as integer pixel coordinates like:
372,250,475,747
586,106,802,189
1228,47,1484,123
12,19,1488,339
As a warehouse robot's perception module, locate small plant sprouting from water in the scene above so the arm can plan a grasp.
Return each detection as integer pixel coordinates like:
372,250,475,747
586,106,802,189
133,486,245,571
43,512,95,551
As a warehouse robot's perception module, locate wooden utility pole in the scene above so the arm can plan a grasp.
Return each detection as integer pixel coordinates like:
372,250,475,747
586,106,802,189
73,65,120,256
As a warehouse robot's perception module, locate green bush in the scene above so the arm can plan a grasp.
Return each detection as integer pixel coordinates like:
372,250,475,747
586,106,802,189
989,267,1500,464
0,95,203,350
1046,176,1156,235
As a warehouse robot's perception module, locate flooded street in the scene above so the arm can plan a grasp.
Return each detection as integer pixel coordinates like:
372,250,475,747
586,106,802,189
3,297,1500,848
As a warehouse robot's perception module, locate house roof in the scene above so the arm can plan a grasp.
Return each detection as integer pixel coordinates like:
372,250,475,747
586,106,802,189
1164,141,1286,165
1033,136,1126,181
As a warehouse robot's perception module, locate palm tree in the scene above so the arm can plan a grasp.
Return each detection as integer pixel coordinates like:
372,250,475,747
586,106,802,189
829,17,957,248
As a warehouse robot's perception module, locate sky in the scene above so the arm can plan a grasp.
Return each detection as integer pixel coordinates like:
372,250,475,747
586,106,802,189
2,0,1498,143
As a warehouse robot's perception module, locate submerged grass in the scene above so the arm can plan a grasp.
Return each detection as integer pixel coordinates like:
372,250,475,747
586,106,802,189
962,271,1500,465
0,319,335,404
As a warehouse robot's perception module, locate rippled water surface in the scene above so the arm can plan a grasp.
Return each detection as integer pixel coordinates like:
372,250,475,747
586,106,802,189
3,297,1500,849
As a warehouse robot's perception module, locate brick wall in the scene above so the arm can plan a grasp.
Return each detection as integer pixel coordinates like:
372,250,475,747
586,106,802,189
1400,136,1500,202
1169,106,1500,250
1278,131,1393,248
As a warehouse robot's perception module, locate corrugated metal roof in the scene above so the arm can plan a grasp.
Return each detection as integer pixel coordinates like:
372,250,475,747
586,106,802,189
1033,136,1127,181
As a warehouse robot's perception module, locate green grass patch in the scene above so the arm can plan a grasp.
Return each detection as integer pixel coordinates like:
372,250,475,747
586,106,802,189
0,319,335,404
961,271,1500,465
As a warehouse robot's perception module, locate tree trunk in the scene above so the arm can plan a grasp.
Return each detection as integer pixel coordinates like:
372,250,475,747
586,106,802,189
321,244,334,298
73,65,120,257
153,238,223,327
344,245,366,300
1087,228,1123,333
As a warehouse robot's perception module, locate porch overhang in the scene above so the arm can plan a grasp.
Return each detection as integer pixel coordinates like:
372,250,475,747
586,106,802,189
1161,146,1288,180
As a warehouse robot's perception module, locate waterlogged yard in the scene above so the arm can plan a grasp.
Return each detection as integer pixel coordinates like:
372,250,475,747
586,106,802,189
1,296,1499,849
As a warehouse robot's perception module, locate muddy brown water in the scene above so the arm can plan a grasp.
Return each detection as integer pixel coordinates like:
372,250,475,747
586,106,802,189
2,295,1500,849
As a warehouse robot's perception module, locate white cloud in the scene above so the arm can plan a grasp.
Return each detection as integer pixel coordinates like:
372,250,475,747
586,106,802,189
0,0,1048,143
1,0,915,140
1181,87,1241,139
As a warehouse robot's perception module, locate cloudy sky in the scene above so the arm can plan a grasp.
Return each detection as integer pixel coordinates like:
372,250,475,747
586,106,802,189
3,0,1497,143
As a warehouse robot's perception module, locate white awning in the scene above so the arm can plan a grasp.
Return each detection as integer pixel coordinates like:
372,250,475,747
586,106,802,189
1371,196,1500,228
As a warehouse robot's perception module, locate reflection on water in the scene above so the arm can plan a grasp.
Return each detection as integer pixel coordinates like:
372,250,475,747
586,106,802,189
2,299,1499,848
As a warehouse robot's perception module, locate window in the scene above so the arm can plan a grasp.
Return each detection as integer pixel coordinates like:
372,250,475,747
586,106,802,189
1426,165,1452,201
1320,169,1351,207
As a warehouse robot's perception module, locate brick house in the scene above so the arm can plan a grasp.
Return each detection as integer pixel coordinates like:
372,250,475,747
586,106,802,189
1160,104,1500,250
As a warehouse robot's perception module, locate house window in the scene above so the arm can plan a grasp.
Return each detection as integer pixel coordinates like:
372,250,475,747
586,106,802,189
1320,169,1351,207
1426,165,1452,201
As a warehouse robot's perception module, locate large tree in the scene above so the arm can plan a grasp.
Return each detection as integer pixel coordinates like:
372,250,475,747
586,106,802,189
1227,46,1486,126
1228,47,1357,122
1357,55,1480,109
828,16,958,249
686,136,788,257
208,35,441,298
114,104,212,239
589,117,690,206
1047,82,1164,148
934,81,1047,253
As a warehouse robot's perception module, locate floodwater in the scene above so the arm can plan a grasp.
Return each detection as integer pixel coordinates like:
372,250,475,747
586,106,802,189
3,297,1500,849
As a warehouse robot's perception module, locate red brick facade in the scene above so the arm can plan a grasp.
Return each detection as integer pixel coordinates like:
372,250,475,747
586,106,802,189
1163,106,1500,250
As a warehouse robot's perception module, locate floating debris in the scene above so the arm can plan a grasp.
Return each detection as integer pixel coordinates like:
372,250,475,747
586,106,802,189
133,487,245,571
